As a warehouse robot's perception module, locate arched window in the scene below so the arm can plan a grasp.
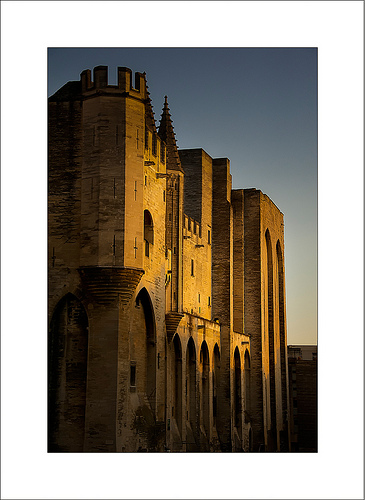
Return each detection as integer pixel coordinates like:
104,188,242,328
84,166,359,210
144,210,154,257
48,293,88,452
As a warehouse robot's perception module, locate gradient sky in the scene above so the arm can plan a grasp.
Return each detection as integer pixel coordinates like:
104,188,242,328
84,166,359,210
48,47,318,345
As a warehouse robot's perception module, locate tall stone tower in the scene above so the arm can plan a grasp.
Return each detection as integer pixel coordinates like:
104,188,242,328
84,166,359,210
48,66,168,452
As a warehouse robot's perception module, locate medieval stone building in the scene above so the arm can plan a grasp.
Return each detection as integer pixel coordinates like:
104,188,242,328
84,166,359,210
48,66,290,452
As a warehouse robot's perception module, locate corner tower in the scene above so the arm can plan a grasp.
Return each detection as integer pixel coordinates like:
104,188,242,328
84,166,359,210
80,66,148,269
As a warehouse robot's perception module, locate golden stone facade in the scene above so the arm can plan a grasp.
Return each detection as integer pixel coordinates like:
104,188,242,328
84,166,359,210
48,66,290,452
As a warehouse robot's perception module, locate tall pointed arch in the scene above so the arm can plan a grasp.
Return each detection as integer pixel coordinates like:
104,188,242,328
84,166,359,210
213,344,221,427
48,293,88,452
172,333,182,434
200,341,210,436
265,229,277,450
244,349,251,416
234,347,242,433
135,287,156,412
186,337,197,449
276,240,289,450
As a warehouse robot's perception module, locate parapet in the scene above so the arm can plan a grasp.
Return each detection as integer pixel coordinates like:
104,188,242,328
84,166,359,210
80,66,147,98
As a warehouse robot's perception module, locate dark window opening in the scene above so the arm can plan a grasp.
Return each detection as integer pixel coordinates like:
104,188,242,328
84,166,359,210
160,144,165,163
144,210,154,257
130,363,136,387
145,239,149,257
152,134,157,156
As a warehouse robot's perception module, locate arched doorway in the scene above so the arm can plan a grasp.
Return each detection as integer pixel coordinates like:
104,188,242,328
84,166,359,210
48,293,88,452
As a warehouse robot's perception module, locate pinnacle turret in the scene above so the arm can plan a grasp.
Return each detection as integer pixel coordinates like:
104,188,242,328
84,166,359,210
145,80,157,133
158,96,183,172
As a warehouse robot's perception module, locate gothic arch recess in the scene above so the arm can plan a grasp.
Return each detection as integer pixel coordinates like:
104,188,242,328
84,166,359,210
134,287,156,412
48,293,88,452
265,229,277,450
244,349,251,417
234,347,242,433
213,344,220,427
276,240,289,451
200,341,210,438
186,337,198,450
172,334,182,434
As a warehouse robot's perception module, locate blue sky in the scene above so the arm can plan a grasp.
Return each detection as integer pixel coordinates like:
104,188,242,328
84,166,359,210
48,47,318,345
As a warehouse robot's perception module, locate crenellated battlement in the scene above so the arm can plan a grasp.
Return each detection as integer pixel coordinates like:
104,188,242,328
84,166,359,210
80,66,147,98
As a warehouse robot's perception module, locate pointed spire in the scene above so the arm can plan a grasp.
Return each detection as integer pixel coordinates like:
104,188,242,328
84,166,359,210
145,81,157,133
158,96,183,172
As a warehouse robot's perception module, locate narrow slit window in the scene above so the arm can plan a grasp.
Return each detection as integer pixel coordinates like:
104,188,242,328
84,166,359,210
152,134,157,156
145,239,149,257
145,127,149,150
160,144,165,163
130,363,136,388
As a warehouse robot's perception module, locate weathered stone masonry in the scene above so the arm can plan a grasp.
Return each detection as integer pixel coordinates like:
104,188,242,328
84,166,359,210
48,66,290,452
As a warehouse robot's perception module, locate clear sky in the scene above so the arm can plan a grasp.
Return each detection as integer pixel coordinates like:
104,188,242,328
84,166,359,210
48,47,318,345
